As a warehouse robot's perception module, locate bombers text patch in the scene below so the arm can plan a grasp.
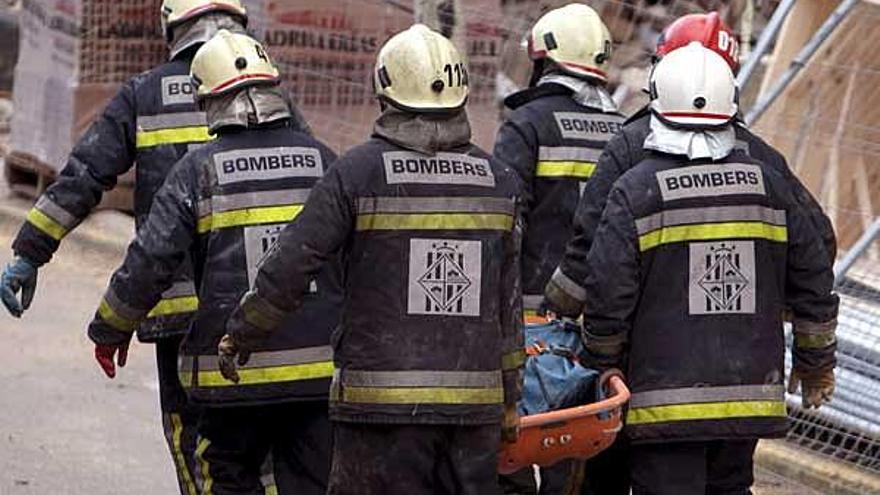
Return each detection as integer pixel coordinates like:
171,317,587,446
213,147,323,185
656,163,765,201
554,112,624,141
383,151,495,187
161,76,196,106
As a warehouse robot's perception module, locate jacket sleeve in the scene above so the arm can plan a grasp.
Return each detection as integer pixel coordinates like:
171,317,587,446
229,163,354,339
501,205,525,407
784,187,839,374
87,159,197,346
492,118,538,217
12,81,138,266
545,133,631,316
580,186,640,369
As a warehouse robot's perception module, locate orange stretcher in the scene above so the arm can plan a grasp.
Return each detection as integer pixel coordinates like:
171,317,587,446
498,373,630,474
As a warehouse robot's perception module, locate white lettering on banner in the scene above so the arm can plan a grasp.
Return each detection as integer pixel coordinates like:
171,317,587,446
689,241,756,315
656,164,766,201
244,224,316,292
553,112,624,141
382,152,495,187
213,147,323,185
408,239,482,317
161,76,196,106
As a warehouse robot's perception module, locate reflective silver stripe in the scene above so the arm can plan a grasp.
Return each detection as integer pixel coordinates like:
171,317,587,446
537,146,602,163
522,294,544,311
103,287,147,321
357,196,514,215
197,189,312,218
161,281,197,299
138,112,207,131
341,369,501,388
793,318,837,335
734,139,750,154
186,346,333,371
635,206,787,235
34,196,79,229
550,267,587,302
629,384,785,409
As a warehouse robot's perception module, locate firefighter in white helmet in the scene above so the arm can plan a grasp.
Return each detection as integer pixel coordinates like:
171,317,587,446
578,42,838,494
86,30,341,494
491,4,625,493
0,2,296,494
217,24,525,494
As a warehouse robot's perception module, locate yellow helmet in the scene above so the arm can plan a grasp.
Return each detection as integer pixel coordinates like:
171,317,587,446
527,3,613,82
190,30,280,99
161,0,247,40
374,24,468,112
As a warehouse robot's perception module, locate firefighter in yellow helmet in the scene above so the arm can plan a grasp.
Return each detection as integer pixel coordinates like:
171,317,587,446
217,24,525,494
86,30,340,494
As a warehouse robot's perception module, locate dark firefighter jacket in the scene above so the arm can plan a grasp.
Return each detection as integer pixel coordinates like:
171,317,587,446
88,123,342,406
547,108,837,317
228,117,525,425
493,83,624,313
12,51,208,342
580,147,839,444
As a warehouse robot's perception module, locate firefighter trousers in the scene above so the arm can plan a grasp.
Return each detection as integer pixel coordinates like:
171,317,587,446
630,439,758,495
327,422,502,495
194,401,331,495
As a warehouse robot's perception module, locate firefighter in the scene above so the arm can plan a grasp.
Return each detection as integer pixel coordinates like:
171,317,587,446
494,3,623,322
84,31,340,494
545,12,836,318
578,42,838,495
0,2,276,493
216,24,524,495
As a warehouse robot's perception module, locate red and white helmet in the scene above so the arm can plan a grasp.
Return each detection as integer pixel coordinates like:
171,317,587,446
656,12,739,71
650,42,738,128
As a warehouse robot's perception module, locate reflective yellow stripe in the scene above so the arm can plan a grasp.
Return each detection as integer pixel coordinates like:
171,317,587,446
195,361,334,387
356,213,513,231
626,400,787,425
342,386,504,404
638,222,788,252
264,486,278,495
136,126,213,148
147,295,199,318
502,349,526,371
98,298,138,333
794,332,836,349
195,437,213,495
26,208,68,241
179,371,194,389
170,414,198,495
197,205,303,233
535,161,596,179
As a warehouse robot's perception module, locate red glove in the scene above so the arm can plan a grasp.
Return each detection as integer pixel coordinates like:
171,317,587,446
95,343,129,379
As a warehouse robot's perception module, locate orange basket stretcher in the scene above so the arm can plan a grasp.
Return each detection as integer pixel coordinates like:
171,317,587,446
498,373,630,474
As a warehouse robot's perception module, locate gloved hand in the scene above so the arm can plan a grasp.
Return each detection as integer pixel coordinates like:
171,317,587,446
788,368,834,409
502,403,520,443
95,343,129,379
1,257,38,318
218,333,251,384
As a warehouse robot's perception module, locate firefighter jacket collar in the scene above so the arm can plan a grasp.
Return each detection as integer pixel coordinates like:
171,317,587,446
169,13,246,61
205,85,292,134
538,73,618,113
644,114,735,160
372,108,472,155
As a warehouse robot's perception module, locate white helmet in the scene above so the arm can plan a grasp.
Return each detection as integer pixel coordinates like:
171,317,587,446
161,0,247,41
190,30,280,99
527,3,613,82
649,42,738,128
374,24,468,112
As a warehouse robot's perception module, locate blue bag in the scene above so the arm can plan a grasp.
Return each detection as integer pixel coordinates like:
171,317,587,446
519,320,600,416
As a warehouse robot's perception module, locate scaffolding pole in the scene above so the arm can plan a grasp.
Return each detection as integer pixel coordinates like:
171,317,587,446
834,217,880,287
736,0,797,90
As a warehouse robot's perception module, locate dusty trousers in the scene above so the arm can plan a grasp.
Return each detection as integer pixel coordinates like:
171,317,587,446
195,401,331,495
327,422,502,495
630,439,758,495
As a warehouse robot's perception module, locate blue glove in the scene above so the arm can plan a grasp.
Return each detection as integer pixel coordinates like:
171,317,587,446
1,257,38,318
